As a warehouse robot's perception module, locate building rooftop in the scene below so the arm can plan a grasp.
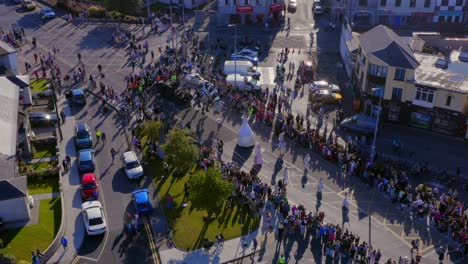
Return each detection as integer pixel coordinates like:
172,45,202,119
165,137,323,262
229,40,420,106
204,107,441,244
0,77,19,156
358,25,419,69
0,41,18,56
414,51,468,93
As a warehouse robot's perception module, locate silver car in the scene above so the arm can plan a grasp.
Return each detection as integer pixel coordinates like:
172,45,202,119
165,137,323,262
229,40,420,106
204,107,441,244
121,151,143,179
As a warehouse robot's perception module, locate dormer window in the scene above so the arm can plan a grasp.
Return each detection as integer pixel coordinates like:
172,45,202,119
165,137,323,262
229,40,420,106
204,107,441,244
445,95,452,106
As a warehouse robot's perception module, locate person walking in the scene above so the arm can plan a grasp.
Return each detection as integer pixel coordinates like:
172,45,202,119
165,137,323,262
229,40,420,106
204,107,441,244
95,129,102,144
32,37,37,49
318,178,324,193
61,236,68,250
97,64,103,73
343,192,349,209
77,52,82,63
111,148,116,165
60,110,66,124
62,159,68,173
65,155,71,170
410,239,419,254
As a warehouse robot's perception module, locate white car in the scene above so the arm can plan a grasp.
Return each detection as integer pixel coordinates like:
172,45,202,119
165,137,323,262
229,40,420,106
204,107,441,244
234,48,258,58
310,80,341,93
81,201,107,235
288,0,298,11
314,5,323,15
121,151,144,179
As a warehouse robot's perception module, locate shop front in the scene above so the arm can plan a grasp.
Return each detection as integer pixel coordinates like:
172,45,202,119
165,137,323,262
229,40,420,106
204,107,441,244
269,3,284,24
409,12,434,24
435,10,464,23
235,6,254,25
352,11,373,30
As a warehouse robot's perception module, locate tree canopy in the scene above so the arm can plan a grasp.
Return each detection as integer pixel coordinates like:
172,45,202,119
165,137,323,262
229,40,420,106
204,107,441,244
140,120,163,142
188,168,234,215
163,127,199,174
104,0,143,15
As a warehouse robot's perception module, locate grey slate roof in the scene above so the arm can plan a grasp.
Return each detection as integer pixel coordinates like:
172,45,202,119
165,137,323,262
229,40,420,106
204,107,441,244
358,25,419,69
0,180,25,201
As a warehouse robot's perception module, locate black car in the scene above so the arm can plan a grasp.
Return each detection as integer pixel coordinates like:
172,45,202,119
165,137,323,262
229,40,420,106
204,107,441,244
29,112,58,127
75,123,93,149
71,89,86,105
78,149,96,173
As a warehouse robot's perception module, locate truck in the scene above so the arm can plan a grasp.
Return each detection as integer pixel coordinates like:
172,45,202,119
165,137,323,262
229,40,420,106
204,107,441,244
224,61,260,78
226,74,262,91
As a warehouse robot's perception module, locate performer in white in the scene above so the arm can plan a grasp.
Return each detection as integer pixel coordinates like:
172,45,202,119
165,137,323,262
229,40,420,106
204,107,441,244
278,132,286,155
254,143,263,166
318,178,324,193
304,154,311,170
343,192,349,208
237,116,255,147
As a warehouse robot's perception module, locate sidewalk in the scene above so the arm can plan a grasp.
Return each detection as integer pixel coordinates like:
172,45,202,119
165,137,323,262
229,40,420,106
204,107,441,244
47,96,84,264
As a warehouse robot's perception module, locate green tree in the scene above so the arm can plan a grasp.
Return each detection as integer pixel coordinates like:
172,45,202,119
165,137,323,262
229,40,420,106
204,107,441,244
163,127,199,175
140,120,163,143
188,168,234,216
104,0,143,15
0,252,16,264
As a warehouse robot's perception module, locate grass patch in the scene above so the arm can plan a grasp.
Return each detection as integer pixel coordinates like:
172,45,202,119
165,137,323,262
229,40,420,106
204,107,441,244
149,158,259,251
30,79,49,93
32,144,57,160
27,174,60,195
27,161,58,172
0,198,62,262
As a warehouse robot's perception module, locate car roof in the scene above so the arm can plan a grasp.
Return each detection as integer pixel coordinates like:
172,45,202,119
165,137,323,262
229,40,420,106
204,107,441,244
76,122,88,131
122,151,138,162
313,80,328,86
79,149,93,160
316,89,331,95
72,89,84,95
30,112,50,118
82,173,96,183
81,200,102,213
132,189,149,203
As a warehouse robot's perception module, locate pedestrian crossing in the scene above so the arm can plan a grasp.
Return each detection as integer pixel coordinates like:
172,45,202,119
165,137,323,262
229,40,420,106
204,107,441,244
257,66,275,85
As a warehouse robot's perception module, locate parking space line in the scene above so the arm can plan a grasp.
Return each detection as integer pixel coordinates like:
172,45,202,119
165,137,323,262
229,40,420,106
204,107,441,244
71,255,80,264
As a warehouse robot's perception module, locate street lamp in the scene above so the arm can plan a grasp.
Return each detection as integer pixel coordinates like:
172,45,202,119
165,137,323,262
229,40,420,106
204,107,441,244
47,83,63,142
227,24,237,90
370,87,383,163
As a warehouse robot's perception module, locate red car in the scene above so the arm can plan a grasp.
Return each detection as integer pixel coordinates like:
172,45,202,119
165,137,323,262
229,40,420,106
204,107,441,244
81,173,99,200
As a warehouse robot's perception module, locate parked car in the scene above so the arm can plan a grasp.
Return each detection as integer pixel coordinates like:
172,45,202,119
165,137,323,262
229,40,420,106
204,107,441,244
71,88,86,105
75,122,93,149
78,149,95,173
40,7,56,19
121,151,143,179
29,112,58,127
81,173,99,200
132,189,153,214
21,0,36,10
230,54,258,66
309,89,342,104
81,201,106,235
288,0,298,12
310,80,341,93
340,114,377,135
313,5,324,15
233,48,259,58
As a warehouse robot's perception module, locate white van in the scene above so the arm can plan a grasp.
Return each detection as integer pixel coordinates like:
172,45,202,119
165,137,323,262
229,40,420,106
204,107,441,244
224,61,260,78
226,74,262,91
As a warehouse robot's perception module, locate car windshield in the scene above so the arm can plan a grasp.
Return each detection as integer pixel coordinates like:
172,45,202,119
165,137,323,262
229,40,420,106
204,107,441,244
89,217,104,226
138,201,151,208
80,160,92,166
126,161,140,170
74,94,85,99
83,182,96,190
77,131,89,138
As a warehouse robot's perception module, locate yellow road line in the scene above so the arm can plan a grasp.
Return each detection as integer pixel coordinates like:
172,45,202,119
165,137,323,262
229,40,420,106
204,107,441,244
143,217,160,264
70,255,80,264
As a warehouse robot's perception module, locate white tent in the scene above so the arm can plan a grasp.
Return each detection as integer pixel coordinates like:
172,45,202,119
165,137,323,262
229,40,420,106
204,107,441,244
237,117,255,147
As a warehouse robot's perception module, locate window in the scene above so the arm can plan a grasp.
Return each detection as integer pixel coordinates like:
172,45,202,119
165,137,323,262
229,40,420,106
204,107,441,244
410,0,416,7
394,68,406,81
395,0,401,7
415,87,435,103
424,0,430,8
445,95,452,106
441,0,449,5
438,16,445,22
455,16,460,23
255,0,261,5
244,0,250,5
368,63,388,77
380,0,386,6
359,0,367,6
456,0,463,5
233,0,237,5
392,88,403,100
447,16,453,22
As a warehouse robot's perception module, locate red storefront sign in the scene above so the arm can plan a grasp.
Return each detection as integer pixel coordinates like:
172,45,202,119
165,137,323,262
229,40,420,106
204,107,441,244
237,6,254,14
269,3,283,12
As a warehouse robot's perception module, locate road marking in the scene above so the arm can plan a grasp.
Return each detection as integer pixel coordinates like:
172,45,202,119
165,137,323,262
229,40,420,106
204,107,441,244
70,255,80,264
143,216,160,264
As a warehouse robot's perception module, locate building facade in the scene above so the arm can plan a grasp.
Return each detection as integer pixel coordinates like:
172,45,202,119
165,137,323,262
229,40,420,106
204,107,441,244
345,25,468,137
217,0,284,25
332,0,465,30
157,0,209,9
